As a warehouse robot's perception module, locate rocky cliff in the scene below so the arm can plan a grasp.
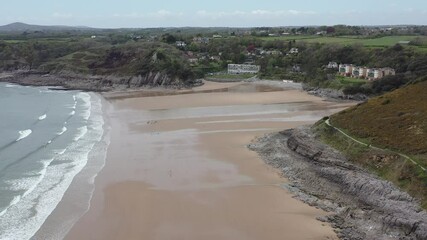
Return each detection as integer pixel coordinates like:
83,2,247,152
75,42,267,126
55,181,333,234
0,71,201,91
249,127,427,240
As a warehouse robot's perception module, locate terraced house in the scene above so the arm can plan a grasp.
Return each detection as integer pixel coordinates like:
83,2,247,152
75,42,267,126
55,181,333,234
339,64,395,80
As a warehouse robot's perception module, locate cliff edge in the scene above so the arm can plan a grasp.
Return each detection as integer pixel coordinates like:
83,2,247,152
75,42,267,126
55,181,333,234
249,127,427,240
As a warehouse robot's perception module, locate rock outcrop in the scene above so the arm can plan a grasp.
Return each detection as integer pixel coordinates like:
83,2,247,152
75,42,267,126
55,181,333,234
0,70,201,91
303,85,368,101
249,127,427,240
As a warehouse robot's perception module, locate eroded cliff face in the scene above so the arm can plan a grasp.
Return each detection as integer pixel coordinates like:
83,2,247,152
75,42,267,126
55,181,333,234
0,70,200,91
249,127,427,240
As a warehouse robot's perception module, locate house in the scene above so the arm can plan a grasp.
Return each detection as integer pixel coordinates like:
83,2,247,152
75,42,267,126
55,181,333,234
176,41,187,47
359,67,368,78
339,64,353,76
289,48,299,54
366,67,395,80
213,34,223,38
365,68,385,80
91,35,97,39
265,50,282,56
327,62,338,69
351,67,368,78
382,67,396,76
228,64,260,74
210,56,221,61
188,58,199,64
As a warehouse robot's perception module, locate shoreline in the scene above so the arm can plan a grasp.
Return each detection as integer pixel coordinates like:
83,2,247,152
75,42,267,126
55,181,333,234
31,92,111,240
0,70,367,102
63,81,350,240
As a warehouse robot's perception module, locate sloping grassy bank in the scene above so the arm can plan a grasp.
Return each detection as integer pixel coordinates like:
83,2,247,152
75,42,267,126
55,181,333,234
314,80,427,208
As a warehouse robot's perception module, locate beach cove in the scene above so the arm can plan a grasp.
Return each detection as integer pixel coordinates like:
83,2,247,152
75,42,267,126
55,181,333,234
40,80,353,240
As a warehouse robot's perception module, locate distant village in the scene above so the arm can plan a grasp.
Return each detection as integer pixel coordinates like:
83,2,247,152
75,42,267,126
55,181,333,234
172,34,397,81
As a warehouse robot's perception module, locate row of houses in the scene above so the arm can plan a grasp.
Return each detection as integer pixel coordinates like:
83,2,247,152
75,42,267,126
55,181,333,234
338,64,395,80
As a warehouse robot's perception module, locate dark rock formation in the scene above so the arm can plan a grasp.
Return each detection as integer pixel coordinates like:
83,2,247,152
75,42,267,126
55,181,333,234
0,70,201,91
303,84,368,101
249,127,427,240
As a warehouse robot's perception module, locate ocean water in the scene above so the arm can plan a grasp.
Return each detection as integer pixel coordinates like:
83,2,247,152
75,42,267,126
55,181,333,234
0,83,107,239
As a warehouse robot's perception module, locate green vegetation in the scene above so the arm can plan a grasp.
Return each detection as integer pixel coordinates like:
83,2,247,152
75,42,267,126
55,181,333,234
1,25,427,92
320,75,368,90
300,35,423,46
0,37,197,84
331,80,427,154
314,81,427,208
206,73,256,80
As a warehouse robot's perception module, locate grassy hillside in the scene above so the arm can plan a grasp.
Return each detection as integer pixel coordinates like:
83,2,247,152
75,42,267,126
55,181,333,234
0,39,197,85
314,80,427,208
331,80,427,154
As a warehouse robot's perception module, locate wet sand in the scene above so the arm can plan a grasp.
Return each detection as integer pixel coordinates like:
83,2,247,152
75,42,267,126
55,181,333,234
65,81,352,240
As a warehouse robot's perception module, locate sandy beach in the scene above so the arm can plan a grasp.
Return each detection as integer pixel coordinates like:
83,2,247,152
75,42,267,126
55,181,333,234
63,81,353,240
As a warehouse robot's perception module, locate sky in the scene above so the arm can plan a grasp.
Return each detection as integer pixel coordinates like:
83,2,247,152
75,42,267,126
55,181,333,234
1,0,427,28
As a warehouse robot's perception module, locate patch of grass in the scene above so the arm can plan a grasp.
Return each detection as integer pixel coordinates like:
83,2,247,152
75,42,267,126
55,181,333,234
313,120,427,209
321,75,368,90
331,80,427,154
207,73,256,79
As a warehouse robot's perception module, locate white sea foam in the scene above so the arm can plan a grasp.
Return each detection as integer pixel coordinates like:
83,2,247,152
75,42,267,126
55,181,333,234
74,126,88,142
0,196,20,217
55,148,67,155
78,92,92,120
5,84,17,88
57,127,67,135
16,129,32,142
0,93,107,240
70,111,75,116
0,157,56,219
38,114,47,120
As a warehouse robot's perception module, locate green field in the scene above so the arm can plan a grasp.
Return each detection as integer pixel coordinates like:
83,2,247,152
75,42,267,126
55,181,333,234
260,35,427,48
260,35,319,41
324,75,368,89
300,35,422,46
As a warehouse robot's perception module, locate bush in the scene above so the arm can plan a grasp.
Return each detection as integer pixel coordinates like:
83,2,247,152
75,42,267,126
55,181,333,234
343,85,373,95
372,74,409,94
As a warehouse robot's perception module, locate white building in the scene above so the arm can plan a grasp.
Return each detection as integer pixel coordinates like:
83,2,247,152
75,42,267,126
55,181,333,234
289,48,299,54
228,64,260,74
339,64,353,76
327,62,338,69
176,41,187,47
352,67,368,78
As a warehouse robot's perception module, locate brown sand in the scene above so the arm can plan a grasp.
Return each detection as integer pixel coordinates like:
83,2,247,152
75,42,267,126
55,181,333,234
65,81,352,240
